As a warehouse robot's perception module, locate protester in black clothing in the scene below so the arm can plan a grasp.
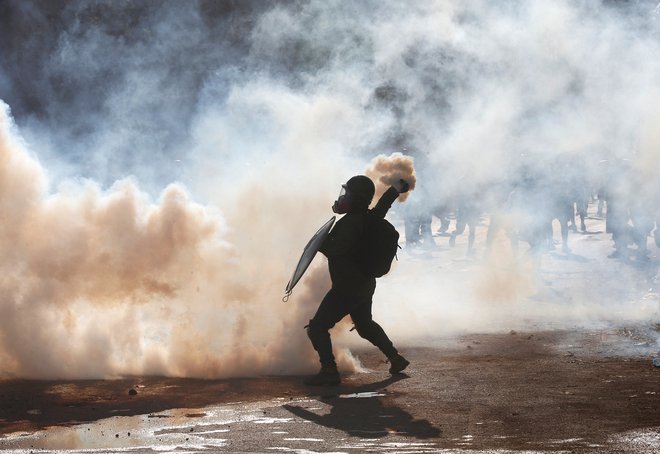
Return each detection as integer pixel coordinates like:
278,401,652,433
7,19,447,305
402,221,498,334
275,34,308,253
305,175,410,386
433,203,452,235
448,187,480,255
604,159,633,258
484,181,520,256
628,175,655,260
403,183,435,249
548,193,572,254
567,157,590,233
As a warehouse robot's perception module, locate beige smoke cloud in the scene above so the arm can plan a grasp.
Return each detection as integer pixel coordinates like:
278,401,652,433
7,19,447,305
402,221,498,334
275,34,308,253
0,103,332,379
365,152,417,202
0,105,215,378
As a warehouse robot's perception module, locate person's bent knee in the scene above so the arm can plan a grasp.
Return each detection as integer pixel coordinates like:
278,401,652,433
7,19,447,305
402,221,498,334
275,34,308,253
306,318,328,342
352,320,375,338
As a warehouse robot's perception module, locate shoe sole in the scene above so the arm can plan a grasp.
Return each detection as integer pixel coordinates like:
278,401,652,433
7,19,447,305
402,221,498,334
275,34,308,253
389,359,410,374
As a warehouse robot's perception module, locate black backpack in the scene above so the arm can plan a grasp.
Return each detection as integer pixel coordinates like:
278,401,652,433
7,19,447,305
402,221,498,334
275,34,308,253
356,212,400,278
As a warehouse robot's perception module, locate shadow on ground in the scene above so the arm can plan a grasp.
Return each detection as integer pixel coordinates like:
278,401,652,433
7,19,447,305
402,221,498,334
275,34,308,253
284,374,441,439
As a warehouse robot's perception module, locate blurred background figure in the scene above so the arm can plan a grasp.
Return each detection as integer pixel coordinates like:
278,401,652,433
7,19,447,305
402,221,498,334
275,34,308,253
448,182,481,256
403,182,436,249
567,156,591,233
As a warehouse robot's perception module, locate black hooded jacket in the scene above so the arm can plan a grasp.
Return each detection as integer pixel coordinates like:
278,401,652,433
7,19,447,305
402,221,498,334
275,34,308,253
319,186,400,296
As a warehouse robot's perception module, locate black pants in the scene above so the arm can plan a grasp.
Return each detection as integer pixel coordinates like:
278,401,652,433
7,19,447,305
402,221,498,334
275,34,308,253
307,286,398,368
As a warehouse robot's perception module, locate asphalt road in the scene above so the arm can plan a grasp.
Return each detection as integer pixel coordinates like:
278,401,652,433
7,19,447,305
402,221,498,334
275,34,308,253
1,211,659,453
0,328,659,453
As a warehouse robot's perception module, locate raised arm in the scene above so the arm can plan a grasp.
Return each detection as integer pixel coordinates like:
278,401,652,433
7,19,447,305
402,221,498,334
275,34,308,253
370,186,400,219
371,179,410,219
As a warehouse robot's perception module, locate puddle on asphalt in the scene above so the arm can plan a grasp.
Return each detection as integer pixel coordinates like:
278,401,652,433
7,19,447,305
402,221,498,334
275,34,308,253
191,428,230,435
0,404,242,452
338,391,386,399
253,417,294,424
610,428,660,451
283,437,324,442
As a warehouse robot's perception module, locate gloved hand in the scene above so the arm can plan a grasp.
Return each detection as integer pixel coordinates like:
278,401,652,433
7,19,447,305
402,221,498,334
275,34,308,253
394,179,410,194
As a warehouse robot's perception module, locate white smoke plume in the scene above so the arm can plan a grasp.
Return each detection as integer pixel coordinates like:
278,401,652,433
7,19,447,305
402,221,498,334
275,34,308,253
0,0,659,378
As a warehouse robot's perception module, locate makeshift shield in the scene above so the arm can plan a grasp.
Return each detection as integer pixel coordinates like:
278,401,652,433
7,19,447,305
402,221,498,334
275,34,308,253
283,216,336,301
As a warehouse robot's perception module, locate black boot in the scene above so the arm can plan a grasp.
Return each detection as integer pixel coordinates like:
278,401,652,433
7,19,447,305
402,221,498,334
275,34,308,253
387,353,410,374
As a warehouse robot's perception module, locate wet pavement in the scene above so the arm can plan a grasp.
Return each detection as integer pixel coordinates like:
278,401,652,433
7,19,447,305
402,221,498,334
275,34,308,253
1,328,659,453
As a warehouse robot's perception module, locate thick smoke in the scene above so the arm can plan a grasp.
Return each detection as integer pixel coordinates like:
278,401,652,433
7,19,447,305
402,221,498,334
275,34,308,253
0,0,659,378
365,152,417,202
0,101,353,379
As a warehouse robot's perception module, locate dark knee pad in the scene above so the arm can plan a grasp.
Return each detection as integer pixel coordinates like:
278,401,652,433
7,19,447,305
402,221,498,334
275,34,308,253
306,319,327,343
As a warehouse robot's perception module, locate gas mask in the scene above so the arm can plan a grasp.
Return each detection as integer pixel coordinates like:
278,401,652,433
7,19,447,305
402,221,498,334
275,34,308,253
332,185,352,214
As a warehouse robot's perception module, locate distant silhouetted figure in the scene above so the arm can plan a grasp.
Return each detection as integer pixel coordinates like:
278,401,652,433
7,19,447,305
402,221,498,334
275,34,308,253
604,159,635,258
432,198,452,236
548,191,572,254
569,181,590,233
512,164,553,254
448,186,480,256
403,184,435,249
484,181,520,256
628,173,655,260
